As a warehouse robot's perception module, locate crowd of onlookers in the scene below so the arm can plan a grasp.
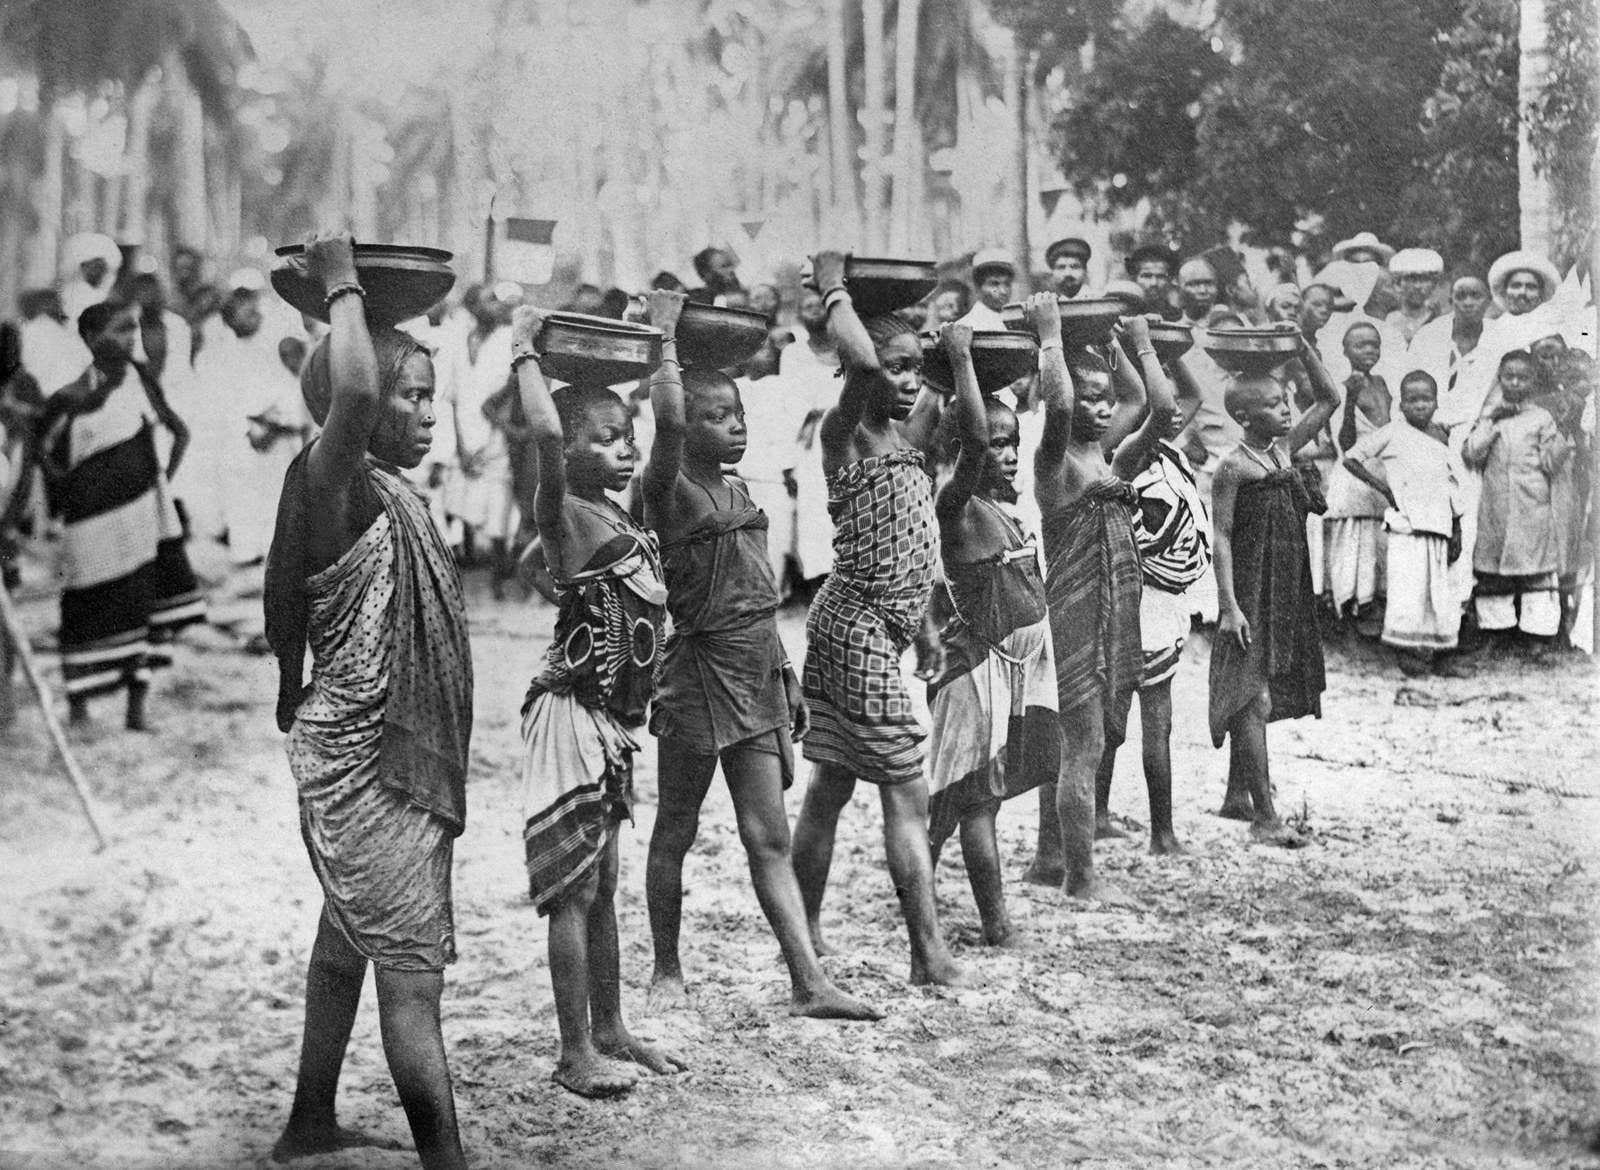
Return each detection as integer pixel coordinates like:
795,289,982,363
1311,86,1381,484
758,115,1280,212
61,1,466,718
1,228,1593,691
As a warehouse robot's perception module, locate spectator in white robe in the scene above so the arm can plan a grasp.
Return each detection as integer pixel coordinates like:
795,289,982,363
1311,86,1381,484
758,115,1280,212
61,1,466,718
59,233,123,326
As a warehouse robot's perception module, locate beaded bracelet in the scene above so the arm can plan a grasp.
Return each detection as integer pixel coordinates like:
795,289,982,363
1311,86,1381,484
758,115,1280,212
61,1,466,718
323,282,365,309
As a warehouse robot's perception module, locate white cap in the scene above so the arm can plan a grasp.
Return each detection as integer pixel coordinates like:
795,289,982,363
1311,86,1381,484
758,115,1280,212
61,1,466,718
63,232,121,272
227,266,267,293
971,248,1015,277
1389,248,1444,277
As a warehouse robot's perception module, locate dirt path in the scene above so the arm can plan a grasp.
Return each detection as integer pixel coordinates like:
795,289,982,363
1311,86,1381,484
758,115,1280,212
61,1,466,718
2,586,1597,1169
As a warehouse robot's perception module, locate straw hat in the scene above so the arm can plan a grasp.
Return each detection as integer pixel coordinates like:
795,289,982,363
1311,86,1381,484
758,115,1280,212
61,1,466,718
1486,250,1561,308
1389,248,1444,277
1329,231,1395,264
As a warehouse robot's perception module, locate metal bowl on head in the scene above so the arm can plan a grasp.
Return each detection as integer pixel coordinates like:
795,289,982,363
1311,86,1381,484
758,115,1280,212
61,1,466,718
536,312,664,386
271,243,455,327
1119,319,1195,367
921,330,1041,396
1000,296,1123,350
656,302,769,371
843,256,940,318
1201,326,1302,377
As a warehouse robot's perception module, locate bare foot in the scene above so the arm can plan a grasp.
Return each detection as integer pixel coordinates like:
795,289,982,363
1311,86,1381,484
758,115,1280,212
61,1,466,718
271,1124,405,1162
909,951,972,987
552,1051,638,1099
1064,877,1140,909
594,1029,688,1075
1093,815,1129,841
1021,860,1065,887
1249,820,1309,849
1150,831,1184,856
1215,800,1253,822
789,982,883,1021
807,924,839,957
980,917,1015,947
647,970,688,1010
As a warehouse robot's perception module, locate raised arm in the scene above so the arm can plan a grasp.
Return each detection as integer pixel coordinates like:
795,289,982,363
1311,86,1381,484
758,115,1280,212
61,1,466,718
1111,316,1178,479
934,323,983,522
1102,330,1150,452
814,251,881,454
509,304,565,545
302,232,380,496
1028,294,1074,474
641,289,688,515
1286,334,1341,456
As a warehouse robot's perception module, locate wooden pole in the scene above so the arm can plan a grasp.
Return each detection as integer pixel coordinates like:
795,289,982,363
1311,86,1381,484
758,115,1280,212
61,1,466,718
0,582,111,851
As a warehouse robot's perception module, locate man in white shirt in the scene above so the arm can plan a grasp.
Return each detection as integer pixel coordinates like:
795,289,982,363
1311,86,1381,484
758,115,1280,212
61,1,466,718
960,248,1015,330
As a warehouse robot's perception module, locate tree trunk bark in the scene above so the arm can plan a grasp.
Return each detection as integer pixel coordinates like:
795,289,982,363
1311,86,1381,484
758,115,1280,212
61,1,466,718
862,0,888,253
889,0,922,255
26,100,66,285
1006,29,1031,295
169,53,211,253
119,70,160,244
1517,0,1554,256
826,0,860,242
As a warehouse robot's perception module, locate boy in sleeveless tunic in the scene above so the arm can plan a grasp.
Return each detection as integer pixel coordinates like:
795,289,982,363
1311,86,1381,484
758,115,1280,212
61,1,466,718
640,290,877,1019
508,306,686,1099
264,233,471,1169
1209,330,1341,846
926,323,1058,947
789,251,964,987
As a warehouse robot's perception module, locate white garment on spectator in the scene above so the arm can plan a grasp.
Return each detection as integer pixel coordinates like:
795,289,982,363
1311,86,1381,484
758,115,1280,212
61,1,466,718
776,340,840,579
444,324,515,542
957,302,1008,331
737,373,801,586
23,316,91,396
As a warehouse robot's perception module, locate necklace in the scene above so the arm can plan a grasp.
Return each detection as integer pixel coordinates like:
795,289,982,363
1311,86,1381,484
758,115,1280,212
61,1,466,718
1239,440,1280,472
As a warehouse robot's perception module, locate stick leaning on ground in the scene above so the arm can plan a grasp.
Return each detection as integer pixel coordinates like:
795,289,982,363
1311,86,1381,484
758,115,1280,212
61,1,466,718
0,579,110,851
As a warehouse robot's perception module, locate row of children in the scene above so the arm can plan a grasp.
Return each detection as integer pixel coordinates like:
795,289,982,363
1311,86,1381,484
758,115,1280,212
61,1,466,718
266,235,1337,1168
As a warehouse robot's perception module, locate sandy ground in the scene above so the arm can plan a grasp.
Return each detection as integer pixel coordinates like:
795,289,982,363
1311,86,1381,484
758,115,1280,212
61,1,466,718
2,571,1599,1170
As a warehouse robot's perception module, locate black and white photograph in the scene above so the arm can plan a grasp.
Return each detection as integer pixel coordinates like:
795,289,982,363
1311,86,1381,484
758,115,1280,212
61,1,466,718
0,0,1596,1166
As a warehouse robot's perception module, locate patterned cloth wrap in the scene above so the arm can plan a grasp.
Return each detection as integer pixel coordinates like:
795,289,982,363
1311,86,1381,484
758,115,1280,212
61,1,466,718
1208,465,1326,746
802,449,938,785
649,484,793,784
1130,441,1212,687
1042,478,1143,748
278,460,474,971
927,496,1059,843
521,499,666,914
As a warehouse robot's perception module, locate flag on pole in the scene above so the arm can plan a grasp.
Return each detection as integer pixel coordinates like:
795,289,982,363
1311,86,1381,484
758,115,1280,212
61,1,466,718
490,216,558,285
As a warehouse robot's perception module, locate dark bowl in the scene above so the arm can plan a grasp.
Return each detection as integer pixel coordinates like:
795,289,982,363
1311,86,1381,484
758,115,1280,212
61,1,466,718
271,243,455,327
1001,296,1124,350
921,330,1040,396
1118,320,1195,367
1201,326,1302,377
537,312,664,386
659,302,769,371
844,256,940,317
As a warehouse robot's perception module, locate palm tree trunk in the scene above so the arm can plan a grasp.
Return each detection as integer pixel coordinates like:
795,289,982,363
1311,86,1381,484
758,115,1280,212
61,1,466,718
119,69,160,244
168,52,210,252
889,0,922,255
1518,0,1554,256
826,0,860,241
25,100,66,285
1005,29,1031,295
861,0,888,253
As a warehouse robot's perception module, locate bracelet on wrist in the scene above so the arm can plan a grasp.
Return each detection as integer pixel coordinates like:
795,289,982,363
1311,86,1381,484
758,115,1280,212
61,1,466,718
511,350,541,372
1039,339,1064,353
1136,347,1158,359
323,282,366,309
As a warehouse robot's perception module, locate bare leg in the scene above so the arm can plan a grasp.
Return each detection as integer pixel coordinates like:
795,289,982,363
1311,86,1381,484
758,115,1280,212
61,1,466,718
957,801,1011,946
1093,739,1128,840
1140,679,1182,854
1022,782,1065,887
125,678,150,732
791,764,856,956
644,742,718,1002
880,780,965,985
589,835,687,1074
547,862,636,1099
1057,700,1133,905
1227,692,1301,846
373,968,465,1170
1217,696,1257,821
0,629,16,728
274,908,403,1162
722,746,880,1020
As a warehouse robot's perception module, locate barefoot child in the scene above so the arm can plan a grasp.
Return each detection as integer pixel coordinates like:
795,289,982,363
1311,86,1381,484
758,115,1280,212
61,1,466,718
1095,343,1208,855
510,305,685,1098
1462,349,1574,649
789,250,964,986
1322,321,1391,633
1209,332,1341,844
640,289,877,1020
1025,311,1174,900
925,320,1059,946
1342,371,1467,676
263,233,470,1169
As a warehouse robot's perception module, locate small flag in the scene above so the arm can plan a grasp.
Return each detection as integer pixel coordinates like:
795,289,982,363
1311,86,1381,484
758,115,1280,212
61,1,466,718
491,216,558,285
1039,187,1067,220
741,218,766,242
